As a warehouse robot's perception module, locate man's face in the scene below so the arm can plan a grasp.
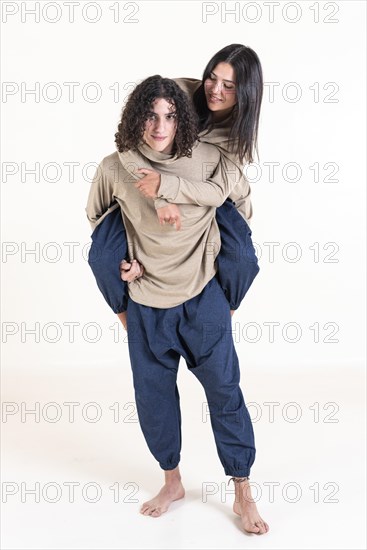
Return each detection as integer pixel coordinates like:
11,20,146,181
143,98,177,154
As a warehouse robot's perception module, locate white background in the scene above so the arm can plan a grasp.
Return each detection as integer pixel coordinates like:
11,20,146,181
1,1,366,549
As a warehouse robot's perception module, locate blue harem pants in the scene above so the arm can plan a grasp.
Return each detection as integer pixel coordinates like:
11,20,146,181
126,275,256,476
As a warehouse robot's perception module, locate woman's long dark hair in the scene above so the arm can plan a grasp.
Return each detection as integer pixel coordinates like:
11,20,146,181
115,75,198,158
193,44,263,164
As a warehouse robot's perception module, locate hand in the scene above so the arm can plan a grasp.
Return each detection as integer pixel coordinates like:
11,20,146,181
120,259,144,282
135,168,161,198
230,310,235,317
156,204,182,231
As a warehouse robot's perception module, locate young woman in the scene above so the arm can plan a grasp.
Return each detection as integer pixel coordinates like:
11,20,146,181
88,44,263,328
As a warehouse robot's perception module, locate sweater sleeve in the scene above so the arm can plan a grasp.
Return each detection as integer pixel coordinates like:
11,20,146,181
156,153,247,208
85,157,116,230
117,150,173,211
221,149,253,223
173,77,202,99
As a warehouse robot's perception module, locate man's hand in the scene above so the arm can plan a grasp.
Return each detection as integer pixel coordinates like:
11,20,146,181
120,259,144,282
156,204,182,231
135,168,161,198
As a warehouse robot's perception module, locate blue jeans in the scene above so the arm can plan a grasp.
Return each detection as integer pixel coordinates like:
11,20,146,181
127,275,256,476
88,200,259,312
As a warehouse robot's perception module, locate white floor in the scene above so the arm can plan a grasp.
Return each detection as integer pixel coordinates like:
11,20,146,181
1,363,365,550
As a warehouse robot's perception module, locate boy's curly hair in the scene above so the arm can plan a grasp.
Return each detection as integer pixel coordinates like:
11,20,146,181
115,75,198,158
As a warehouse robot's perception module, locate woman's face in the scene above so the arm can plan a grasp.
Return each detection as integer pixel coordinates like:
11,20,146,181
204,62,237,114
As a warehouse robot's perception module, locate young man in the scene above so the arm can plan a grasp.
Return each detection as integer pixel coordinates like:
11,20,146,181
86,75,268,534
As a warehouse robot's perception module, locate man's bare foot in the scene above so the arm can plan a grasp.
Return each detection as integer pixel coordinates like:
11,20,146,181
140,466,185,518
232,478,269,535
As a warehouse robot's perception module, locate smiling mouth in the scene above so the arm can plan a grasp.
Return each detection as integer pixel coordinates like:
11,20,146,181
208,95,223,102
151,136,167,141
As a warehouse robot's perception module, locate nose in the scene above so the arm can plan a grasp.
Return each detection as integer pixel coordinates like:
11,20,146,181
153,116,166,134
211,80,223,95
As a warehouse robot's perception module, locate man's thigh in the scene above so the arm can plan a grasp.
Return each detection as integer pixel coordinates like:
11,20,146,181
180,277,236,371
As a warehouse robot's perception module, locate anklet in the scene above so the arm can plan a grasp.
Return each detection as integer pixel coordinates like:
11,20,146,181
228,476,249,485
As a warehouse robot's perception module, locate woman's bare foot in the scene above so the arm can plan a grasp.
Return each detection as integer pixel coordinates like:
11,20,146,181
232,478,269,534
117,311,127,330
140,466,185,518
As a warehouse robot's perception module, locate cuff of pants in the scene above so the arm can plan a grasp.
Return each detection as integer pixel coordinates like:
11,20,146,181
159,459,181,471
216,259,260,310
224,468,251,477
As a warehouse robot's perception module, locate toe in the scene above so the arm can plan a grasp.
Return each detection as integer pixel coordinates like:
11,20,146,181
255,520,269,534
244,522,260,534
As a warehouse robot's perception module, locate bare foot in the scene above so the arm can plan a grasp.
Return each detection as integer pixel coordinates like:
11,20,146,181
232,478,269,535
140,466,185,517
116,311,127,330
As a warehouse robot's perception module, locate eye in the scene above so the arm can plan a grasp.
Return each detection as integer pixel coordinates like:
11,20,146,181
166,113,177,120
224,83,235,90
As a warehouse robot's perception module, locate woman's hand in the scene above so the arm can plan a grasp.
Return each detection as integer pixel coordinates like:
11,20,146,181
120,259,144,282
135,168,161,198
156,204,182,231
